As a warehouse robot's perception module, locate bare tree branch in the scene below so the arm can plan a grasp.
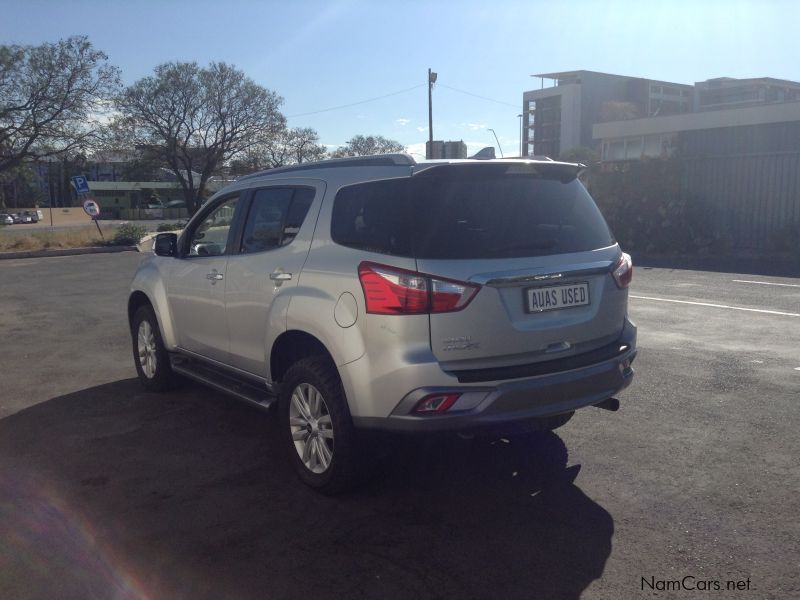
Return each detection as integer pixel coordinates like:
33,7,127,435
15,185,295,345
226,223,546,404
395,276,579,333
0,36,121,174
113,61,285,213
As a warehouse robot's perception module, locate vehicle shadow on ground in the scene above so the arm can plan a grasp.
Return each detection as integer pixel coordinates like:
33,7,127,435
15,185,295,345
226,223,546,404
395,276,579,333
0,379,613,600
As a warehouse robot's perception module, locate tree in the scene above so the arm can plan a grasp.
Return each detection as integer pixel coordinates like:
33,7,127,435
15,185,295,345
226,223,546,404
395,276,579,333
600,101,640,122
0,36,120,175
231,126,327,175
264,127,328,167
332,135,404,158
115,61,285,213
559,145,598,164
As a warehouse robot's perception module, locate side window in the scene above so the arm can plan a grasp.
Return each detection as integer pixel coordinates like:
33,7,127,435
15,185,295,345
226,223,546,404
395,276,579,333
282,188,315,244
240,187,315,254
187,196,239,257
330,179,413,257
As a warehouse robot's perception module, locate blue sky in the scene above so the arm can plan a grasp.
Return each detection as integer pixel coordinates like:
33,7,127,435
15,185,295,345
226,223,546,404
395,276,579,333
2,0,799,158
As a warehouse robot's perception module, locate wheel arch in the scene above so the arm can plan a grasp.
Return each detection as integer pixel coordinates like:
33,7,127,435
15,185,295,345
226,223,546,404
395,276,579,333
128,291,153,328
270,330,337,385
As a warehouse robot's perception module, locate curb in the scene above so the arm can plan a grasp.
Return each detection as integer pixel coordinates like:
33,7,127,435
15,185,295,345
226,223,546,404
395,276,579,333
0,246,139,260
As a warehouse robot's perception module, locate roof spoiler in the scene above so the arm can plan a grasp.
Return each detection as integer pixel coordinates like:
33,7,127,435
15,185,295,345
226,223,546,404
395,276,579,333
468,147,496,160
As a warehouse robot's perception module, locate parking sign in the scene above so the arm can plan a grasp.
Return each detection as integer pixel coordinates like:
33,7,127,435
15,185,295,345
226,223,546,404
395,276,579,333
72,175,90,194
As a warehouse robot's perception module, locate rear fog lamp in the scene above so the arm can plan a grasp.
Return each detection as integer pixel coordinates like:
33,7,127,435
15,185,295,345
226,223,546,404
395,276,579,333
413,393,462,414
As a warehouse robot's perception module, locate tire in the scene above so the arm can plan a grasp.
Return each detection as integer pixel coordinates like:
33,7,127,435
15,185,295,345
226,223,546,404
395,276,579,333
279,356,362,494
131,305,177,392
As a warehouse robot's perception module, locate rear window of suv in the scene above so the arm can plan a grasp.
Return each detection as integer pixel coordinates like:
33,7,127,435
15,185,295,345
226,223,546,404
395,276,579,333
331,164,615,259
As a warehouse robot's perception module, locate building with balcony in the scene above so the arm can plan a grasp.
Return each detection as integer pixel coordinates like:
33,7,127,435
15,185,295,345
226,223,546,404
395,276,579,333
694,77,800,112
521,70,691,158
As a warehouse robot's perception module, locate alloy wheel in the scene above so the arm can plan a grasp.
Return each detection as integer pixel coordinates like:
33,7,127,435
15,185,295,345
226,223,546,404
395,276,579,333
289,383,335,474
137,320,157,379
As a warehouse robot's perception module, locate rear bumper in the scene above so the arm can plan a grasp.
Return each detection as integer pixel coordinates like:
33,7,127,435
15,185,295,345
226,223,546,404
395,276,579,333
352,321,637,434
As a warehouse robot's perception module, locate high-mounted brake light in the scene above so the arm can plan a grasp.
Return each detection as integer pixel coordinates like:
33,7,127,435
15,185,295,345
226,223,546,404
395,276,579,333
612,253,633,289
358,262,480,315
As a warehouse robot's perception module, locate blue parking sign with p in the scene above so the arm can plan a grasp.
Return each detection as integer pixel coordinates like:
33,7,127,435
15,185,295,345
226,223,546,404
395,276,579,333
71,175,90,194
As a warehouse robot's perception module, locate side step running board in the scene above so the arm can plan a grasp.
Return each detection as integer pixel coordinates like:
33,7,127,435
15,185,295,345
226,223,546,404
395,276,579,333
170,355,277,412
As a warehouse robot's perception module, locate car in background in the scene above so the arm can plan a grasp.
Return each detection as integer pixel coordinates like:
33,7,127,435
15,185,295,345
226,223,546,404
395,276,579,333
0,213,14,225
22,210,39,223
164,199,187,209
15,212,35,224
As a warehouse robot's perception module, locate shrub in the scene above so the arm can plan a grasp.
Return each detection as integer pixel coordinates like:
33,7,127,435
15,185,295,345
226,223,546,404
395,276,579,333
156,221,186,232
588,159,727,254
113,223,149,246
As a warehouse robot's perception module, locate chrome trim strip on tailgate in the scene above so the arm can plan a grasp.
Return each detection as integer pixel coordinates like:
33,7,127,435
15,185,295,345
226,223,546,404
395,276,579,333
475,260,616,288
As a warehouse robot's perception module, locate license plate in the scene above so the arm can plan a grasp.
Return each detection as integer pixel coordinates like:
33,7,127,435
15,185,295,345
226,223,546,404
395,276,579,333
525,282,590,313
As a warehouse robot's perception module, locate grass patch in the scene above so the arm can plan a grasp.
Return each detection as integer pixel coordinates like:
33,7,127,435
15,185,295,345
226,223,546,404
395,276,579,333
0,225,115,252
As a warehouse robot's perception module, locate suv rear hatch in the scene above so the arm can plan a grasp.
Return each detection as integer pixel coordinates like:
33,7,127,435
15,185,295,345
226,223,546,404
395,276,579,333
410,162,628,372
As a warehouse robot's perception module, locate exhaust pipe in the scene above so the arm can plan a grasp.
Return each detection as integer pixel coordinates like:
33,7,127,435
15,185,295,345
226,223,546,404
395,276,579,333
594,397,620,412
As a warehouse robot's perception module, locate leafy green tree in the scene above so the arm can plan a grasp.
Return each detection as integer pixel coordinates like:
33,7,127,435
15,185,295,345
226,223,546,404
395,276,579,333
114,62,284,213
0,36,120,174
332,135,404,158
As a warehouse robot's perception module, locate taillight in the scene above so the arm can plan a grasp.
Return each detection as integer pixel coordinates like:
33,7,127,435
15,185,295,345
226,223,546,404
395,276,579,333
358,262,480,315
413,393,461,414
612,253,633,289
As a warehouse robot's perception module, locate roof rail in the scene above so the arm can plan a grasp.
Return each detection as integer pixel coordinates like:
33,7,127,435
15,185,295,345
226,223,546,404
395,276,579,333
237,153,416,181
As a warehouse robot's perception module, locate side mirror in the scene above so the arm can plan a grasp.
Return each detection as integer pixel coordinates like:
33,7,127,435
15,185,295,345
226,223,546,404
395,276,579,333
153,233,178,257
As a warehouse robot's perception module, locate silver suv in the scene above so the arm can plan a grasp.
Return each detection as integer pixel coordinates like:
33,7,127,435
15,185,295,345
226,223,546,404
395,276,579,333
128,154,637,493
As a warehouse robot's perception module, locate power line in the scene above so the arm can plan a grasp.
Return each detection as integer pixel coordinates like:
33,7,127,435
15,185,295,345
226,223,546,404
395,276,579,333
287,84,426,118
437,83,519,109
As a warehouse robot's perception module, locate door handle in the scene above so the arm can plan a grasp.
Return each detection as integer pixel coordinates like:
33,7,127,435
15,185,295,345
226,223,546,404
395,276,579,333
269,271,292,281
206,270,224,281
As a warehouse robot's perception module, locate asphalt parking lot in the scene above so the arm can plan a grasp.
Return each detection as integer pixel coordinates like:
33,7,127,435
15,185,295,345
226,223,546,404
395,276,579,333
1,252,798,599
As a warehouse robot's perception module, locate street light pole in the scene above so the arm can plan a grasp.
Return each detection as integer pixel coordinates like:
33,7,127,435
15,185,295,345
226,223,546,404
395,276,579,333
488,128,503,158
427,68,437,159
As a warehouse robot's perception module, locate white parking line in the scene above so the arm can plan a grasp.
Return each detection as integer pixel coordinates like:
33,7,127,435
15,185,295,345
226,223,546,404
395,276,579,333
732,279,800,288
630,295,800,317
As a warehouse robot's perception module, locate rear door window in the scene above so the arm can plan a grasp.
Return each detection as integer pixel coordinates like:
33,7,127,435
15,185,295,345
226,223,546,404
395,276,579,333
240,187,315,254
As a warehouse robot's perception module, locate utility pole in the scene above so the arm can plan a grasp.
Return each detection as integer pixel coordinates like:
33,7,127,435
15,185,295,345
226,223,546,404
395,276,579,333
427,68,437,159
